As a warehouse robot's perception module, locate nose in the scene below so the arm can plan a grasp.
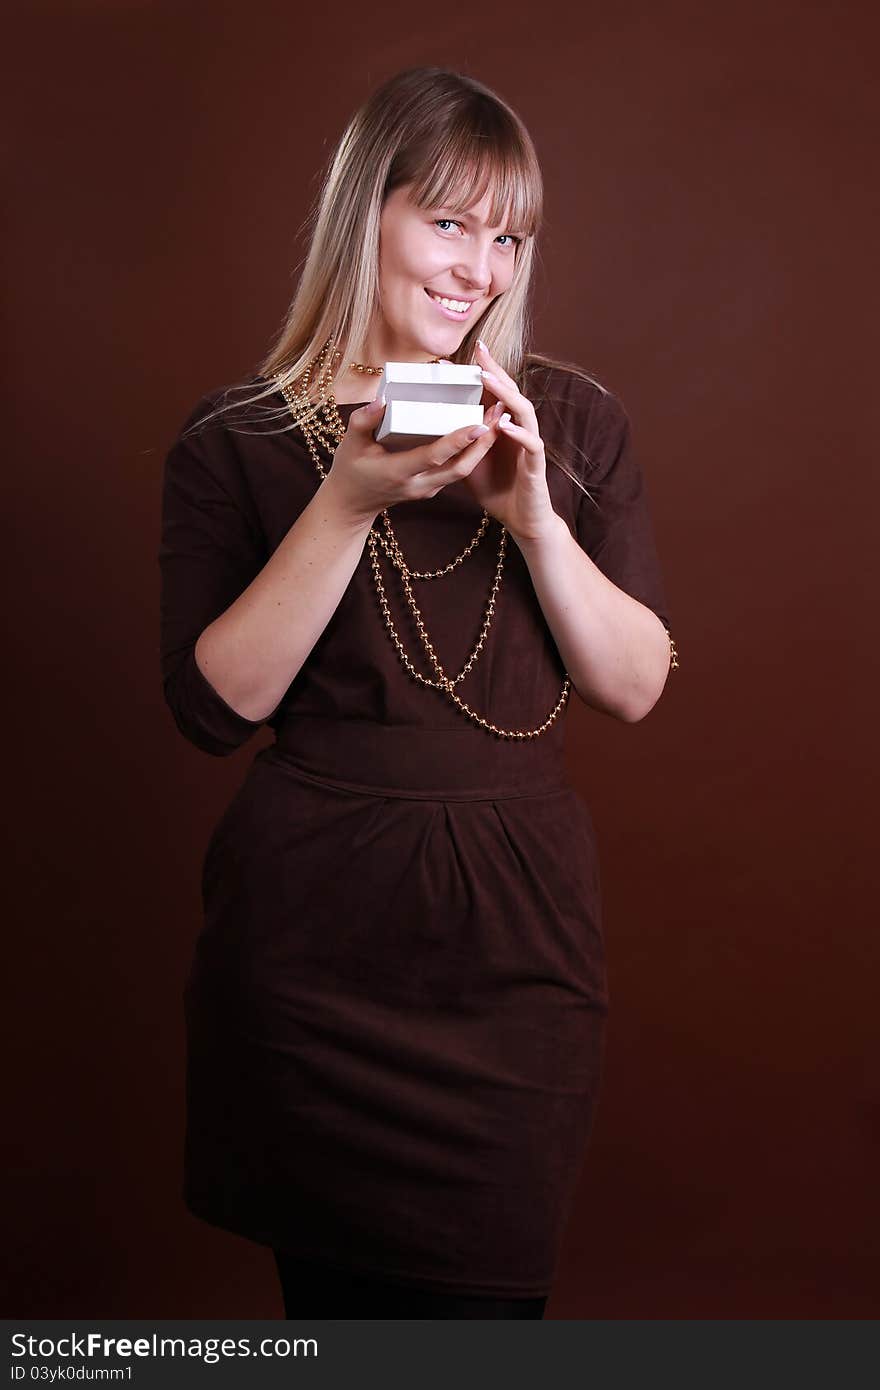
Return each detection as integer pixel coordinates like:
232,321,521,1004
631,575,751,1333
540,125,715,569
453,242,493,296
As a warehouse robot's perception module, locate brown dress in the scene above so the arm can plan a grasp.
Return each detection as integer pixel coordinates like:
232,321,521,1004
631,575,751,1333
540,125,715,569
158,363,672,1298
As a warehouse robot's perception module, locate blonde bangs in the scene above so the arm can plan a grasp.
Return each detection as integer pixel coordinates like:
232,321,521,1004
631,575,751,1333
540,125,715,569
407,131,541,239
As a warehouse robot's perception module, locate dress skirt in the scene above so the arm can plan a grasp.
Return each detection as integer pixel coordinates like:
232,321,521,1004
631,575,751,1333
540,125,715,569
183,715,609,1299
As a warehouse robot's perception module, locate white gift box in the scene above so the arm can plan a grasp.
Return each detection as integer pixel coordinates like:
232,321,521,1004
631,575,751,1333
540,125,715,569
373,361,484,451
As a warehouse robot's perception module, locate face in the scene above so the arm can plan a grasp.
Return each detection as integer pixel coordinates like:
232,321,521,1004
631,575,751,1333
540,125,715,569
369,181,523,363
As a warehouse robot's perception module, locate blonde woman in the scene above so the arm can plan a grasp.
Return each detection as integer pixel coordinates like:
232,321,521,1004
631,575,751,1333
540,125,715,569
159,65,677,1319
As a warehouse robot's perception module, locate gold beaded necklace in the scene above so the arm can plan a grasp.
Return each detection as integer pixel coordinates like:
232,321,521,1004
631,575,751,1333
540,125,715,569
272,338,571,739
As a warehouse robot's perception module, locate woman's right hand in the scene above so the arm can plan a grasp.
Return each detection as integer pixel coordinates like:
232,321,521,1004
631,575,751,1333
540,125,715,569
324,396,506,526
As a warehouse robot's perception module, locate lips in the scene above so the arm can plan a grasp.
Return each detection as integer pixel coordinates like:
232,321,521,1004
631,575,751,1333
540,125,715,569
424,287,477,318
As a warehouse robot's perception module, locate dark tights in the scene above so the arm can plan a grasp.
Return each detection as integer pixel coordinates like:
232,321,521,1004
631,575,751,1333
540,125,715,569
273,1249,547,1320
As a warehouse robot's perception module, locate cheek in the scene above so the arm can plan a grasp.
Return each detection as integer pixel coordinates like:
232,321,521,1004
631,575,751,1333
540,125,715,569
408,231,451,274
386,244,435,292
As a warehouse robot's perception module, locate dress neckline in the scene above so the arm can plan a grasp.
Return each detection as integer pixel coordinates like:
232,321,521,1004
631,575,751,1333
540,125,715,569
257,374,373,412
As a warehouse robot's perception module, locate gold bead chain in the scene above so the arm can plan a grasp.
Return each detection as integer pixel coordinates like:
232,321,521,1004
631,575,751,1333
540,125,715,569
370,512,501,685
376,507,491,579
347,360,384,374
271,339,572,738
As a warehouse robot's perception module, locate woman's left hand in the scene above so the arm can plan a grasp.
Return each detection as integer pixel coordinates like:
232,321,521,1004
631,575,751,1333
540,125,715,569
461,341,558,543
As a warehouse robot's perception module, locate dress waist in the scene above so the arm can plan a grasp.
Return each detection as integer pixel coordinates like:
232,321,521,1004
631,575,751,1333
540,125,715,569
265,715,570,801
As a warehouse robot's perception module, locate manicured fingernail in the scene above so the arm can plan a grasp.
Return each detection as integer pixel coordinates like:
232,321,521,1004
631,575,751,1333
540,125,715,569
477,338,487,349
498,412,512,427
467,424,490,440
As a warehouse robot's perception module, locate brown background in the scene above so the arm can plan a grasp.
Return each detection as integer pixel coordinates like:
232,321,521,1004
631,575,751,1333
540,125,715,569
4,0,878,1317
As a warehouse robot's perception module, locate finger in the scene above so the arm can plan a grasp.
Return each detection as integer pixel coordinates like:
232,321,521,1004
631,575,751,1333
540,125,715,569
418,411,501,469
475,339,517,391
496,414,545,459
434,400,505,459
412,418,502,485
477,371,536,430
414,429,499,491
478,368,512,403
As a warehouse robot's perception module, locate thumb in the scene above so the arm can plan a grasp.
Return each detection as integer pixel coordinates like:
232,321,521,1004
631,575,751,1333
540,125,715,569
349,393,386,428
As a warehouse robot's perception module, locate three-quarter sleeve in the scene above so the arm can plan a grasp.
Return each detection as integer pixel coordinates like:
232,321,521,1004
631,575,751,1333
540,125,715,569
158,396,270,757
575,389,673,636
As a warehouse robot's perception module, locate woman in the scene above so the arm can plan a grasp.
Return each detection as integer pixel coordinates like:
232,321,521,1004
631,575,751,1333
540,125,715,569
159,66,678,1320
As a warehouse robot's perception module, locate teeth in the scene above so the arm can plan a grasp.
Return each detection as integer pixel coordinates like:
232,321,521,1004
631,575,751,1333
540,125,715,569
429,292,471,313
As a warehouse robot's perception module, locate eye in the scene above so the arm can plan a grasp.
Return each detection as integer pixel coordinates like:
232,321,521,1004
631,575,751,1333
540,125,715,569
433,219,522,248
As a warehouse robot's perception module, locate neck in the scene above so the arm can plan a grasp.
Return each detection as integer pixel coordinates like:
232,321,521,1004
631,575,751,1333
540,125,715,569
329,337,442,404
329,362,382,405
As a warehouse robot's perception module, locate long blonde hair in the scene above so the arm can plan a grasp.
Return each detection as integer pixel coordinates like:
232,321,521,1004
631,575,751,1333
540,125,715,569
185,66,610,498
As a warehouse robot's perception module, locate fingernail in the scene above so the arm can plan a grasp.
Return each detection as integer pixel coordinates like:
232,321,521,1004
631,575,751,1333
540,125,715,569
477,338,487,350
467,424,490,440
498,412,512,427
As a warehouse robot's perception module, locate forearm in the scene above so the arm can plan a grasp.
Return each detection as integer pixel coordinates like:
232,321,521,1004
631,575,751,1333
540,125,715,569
194,474,374,722
515,511,672,722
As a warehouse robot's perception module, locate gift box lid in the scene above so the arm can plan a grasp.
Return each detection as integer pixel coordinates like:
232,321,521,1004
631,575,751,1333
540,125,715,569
375,361,483,406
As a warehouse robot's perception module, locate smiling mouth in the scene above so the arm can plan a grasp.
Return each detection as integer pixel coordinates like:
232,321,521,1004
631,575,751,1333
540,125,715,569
424,288,477,318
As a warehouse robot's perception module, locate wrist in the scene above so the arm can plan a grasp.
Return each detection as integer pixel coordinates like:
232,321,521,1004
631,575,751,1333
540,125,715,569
318,469,378,536
509,507,568,553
